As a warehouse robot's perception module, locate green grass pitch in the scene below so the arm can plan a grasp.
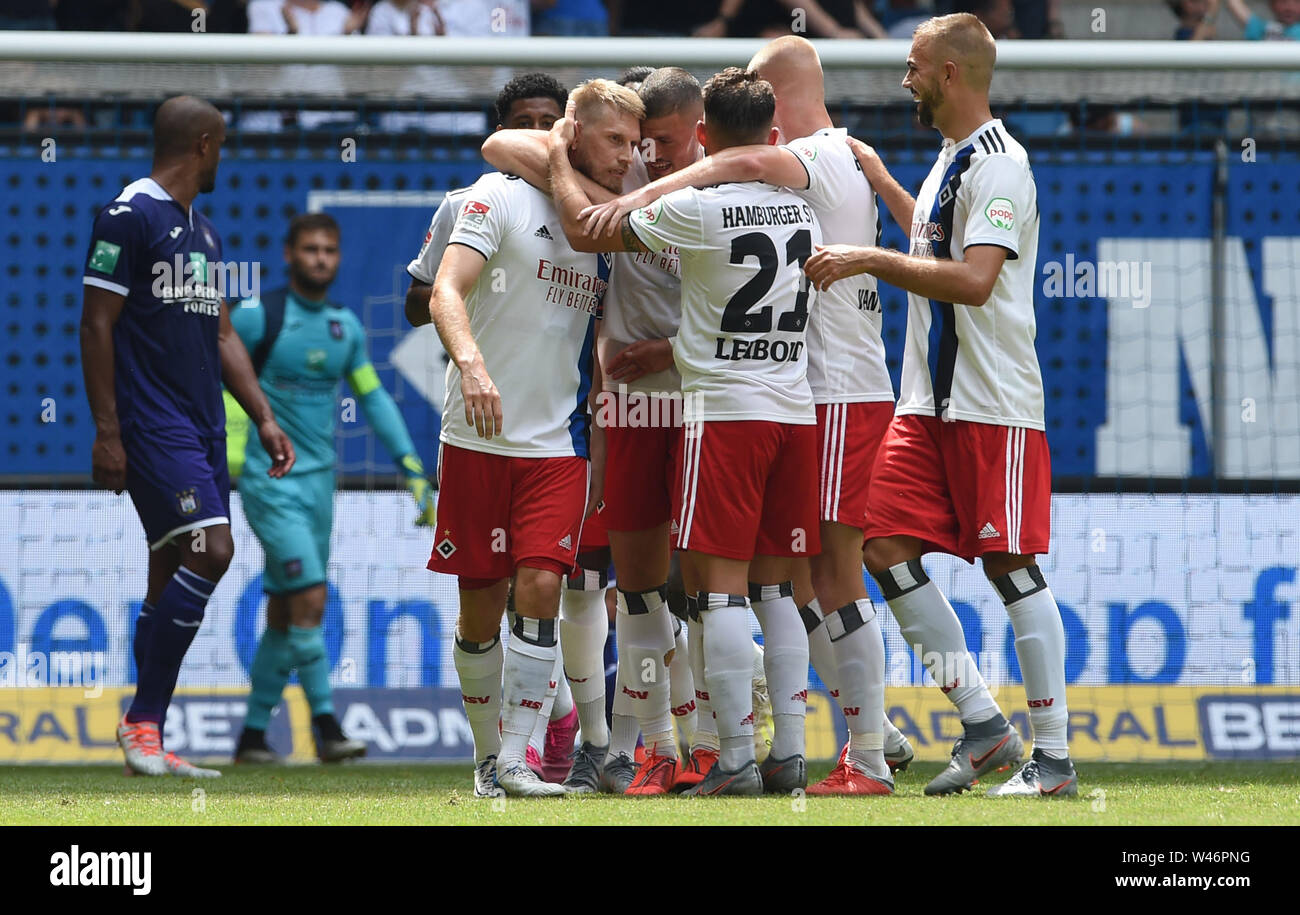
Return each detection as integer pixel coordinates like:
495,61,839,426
2,762,1297,826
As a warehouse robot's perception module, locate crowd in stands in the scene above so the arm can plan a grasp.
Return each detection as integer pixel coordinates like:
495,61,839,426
2,1,1294,41
0,1,1061,39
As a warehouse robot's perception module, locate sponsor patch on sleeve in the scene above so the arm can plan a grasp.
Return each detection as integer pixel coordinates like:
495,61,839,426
88,240,121,273
984,197,1016,231
635,199,663,226
458,201,491,228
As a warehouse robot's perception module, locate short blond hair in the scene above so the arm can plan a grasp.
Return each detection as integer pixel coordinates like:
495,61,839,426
913,12,997,91
569,78,646,124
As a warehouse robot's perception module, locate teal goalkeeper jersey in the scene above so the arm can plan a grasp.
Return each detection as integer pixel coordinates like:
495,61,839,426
231,289,416,478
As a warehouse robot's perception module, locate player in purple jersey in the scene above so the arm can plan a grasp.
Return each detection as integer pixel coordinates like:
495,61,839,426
80,95,295,778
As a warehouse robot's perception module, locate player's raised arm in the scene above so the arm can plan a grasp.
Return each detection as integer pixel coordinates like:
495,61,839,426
429,243,501,439
845,136,916,232
484,126,623,205
579,140,800,240
806,242,1007,305
80,285,128,493
218,300,295,477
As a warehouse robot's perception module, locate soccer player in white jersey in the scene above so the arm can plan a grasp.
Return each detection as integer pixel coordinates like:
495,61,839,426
550,68,823,796
484,69,734,795
805,13,1078,797
581,36,916,795
405,73,568,327
425,79,643,798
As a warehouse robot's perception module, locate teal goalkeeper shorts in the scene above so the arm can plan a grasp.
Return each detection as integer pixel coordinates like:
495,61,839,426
239,468,334,594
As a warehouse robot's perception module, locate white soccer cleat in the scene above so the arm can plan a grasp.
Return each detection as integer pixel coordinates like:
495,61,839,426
117,717,169,777
474,756,506,798
163,751,222,778
497,759,566,797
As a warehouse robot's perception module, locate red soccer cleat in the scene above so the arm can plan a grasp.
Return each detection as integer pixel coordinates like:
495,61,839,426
541,706,579,783
807,760,894,796
625,750,680,796
672,746,719,790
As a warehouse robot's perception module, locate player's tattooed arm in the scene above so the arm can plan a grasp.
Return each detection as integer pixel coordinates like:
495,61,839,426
430,245,503,440
484,129,619,204
219,300,296,477
80,286,128,492
580,145,805,239
806,242,1008,307
845,136,915,231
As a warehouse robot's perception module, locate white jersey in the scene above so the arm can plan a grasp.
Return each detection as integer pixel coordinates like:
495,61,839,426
629,182,821,425
407,186,472,285
784,128,894,404
441,172,606,457
600,154,684,397
900,119,1043,429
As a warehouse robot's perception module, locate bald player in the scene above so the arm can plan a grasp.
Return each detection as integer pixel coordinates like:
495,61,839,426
81,95,295,777
805,13,1077,797
581,37,916,795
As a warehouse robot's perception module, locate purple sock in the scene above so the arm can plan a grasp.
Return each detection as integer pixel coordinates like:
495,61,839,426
131,601,155,685
127,568,214,724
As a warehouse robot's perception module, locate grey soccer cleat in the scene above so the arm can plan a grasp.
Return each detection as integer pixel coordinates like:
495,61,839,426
117,718,169,777
474,755,505,798
688,759,763,797
562,741,608,794
598,752,637,794
234,728,282,765
884,736,915,774
758,753,807,793
924,721,1024,796
986,751,1078,798
498,759,567,797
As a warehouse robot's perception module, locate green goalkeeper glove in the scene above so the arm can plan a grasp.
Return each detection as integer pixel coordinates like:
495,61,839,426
399,454,436,527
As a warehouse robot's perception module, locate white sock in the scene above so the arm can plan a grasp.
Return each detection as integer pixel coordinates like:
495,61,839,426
701,592,756,771
669,617,696,749
749,582,808,761
995,567,1070,759
802,598,841,700
874,559,999,724
528,647,564,756
609,616,640,760
551,668,574,721
500,617,557,768
560,571,610,746
616,586,677,759
453,631,503,764
686,598,719,751
826,598,888,778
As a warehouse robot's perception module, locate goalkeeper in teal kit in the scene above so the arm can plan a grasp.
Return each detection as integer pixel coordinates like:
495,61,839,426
228,212,435,763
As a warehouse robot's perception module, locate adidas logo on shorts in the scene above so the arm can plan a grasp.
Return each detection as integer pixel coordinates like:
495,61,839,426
977,522,1000,540
534,225,553,240
558,534,572,550
670,519,680,536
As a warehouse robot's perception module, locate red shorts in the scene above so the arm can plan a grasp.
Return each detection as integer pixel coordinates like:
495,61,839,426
817,400,894,531
673,420,820,560
578,498,609,551
427,444,588,580
864,414,1051,562
603,397,682,532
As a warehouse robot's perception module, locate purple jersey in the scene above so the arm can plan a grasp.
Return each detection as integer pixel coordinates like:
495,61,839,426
83,178,226,438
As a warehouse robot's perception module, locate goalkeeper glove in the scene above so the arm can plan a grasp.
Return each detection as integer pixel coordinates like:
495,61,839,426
399,454,436,527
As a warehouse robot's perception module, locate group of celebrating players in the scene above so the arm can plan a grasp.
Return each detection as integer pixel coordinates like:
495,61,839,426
82,11,1079,799
416,13,1078,799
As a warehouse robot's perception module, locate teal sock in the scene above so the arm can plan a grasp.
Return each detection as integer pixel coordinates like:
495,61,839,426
288,624,334,716
245,629,293,731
